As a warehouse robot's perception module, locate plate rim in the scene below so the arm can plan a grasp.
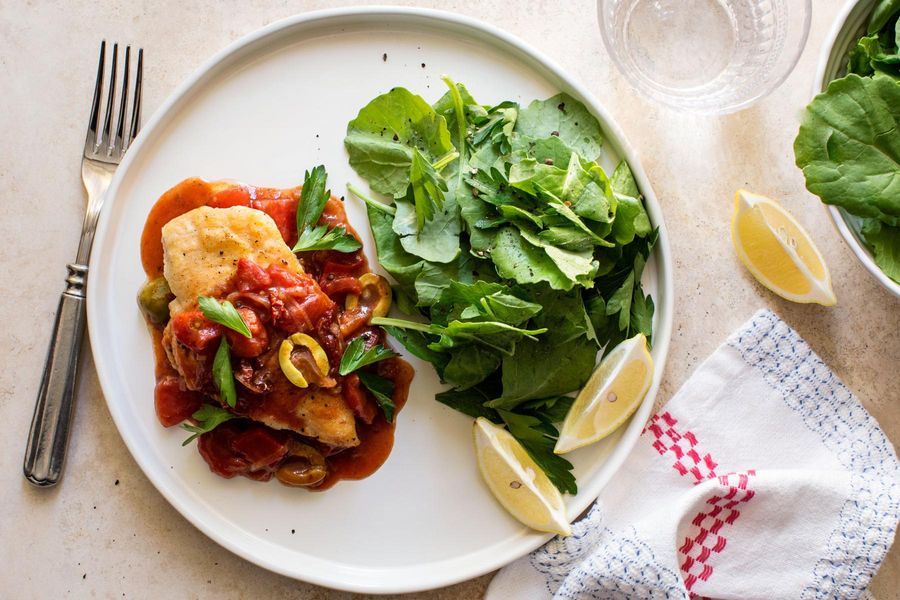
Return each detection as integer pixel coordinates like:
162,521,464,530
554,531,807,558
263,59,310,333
86,6,674,593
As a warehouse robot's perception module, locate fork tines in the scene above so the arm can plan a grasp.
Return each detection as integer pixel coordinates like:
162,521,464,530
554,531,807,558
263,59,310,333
84,40,143,161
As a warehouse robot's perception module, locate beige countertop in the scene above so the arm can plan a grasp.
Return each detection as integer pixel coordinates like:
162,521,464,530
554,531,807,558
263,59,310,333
2,0,898,598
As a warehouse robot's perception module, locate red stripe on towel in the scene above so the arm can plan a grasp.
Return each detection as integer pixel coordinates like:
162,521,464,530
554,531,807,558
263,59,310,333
644,412,757,595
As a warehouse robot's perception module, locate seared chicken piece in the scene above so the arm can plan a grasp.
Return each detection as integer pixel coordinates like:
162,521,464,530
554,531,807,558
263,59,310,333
161,205,359,449
162,206,302,314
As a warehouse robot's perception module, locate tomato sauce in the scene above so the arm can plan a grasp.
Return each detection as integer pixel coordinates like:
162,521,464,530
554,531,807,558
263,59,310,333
139,178,412,490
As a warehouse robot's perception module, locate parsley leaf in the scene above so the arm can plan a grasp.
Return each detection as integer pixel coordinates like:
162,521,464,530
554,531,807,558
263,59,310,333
338,336,398,375
293,165,361,252
293,224,362,253
357,370,396,423
198,296,251,338
498,409,577,495
296,165,330,232
212,336,238,407
181,404,237,446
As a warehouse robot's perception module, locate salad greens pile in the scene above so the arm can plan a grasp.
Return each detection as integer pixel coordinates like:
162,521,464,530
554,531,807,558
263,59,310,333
794,0,900,283
345,78,656,494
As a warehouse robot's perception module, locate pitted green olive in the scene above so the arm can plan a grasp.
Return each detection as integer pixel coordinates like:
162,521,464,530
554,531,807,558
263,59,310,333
275,442,327,487
138,277,174,325
344,273,392,320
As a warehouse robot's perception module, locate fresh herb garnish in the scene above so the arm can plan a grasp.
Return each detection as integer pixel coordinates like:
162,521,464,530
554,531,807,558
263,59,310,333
198,296,251,338
181,404,237,446
357,370,396,422
294,223,362,252
292,166,361,253
338,336,398,376
212,336,238,408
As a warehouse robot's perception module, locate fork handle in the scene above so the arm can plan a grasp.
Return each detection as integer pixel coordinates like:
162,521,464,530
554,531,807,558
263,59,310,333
24,263,88,487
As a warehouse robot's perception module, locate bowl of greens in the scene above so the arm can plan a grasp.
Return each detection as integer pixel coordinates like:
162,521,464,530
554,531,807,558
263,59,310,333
795,0,900,297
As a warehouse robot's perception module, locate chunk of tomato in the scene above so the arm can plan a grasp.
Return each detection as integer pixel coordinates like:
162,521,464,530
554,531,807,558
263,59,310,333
233,258,271,292
225,307,268,358
231,426,289,471
171,310,222,352
342,373,377,424
266,263,308,288
154,376,202,427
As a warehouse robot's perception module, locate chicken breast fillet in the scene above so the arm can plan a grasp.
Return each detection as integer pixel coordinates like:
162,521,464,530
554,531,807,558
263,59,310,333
161,205,359,448
162,205,301,314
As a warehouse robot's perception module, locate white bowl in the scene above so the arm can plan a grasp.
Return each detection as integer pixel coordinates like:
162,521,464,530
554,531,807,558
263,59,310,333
813,0,900,298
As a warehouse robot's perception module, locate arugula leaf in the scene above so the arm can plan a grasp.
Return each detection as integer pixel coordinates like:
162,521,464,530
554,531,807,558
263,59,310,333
374,316,546,356
436,280,542,326
435,383,502,421
293,224,362,252
443,345,501,389
432,80,481,150
181,404,237,446
518,228,599,287
432,320,547,354
489,226,577,291
528,286,593,344
610,160,651,245
198,296,251,338
492,335,596,407
392,189,461,263
515,93,604,162
537,226,596,252
409,147,449,229
212,336,238,407
383,325,450,373
517,395,575,423
338,336,398,376
794,74,900,225
345,87,454,198
606,271,635,332
498,409,577,495
357,370,396,423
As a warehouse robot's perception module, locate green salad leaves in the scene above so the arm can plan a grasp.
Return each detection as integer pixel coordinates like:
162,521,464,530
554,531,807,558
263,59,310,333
345,81,656,493
794,0,900,283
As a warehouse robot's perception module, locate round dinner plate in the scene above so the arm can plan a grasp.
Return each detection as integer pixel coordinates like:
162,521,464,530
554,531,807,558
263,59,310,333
87,7,673,594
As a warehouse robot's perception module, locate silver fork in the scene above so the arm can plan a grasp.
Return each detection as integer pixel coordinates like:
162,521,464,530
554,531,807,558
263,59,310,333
24,41,143,487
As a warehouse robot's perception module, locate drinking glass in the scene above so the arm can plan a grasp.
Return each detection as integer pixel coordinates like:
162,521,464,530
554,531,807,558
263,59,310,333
598,0,811,114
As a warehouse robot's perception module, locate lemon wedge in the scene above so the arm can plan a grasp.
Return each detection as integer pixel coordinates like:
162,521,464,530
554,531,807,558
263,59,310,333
473,417,571,536
731,190,836,306
555,334,653,454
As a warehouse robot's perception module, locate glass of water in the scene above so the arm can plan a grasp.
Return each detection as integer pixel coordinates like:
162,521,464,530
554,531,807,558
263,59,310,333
598,0,811,114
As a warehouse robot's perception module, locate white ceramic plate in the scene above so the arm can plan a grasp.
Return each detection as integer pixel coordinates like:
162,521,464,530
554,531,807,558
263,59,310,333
814,0,900,299
88,7,673,594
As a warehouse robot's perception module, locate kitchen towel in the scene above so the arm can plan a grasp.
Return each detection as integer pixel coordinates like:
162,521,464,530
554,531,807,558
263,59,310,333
486,309,900,600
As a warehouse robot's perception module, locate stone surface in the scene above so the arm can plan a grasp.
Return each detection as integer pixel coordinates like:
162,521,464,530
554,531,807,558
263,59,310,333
1,0,897,598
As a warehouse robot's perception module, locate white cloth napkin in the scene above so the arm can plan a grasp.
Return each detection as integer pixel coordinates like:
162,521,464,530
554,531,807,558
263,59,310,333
487,309,900,600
